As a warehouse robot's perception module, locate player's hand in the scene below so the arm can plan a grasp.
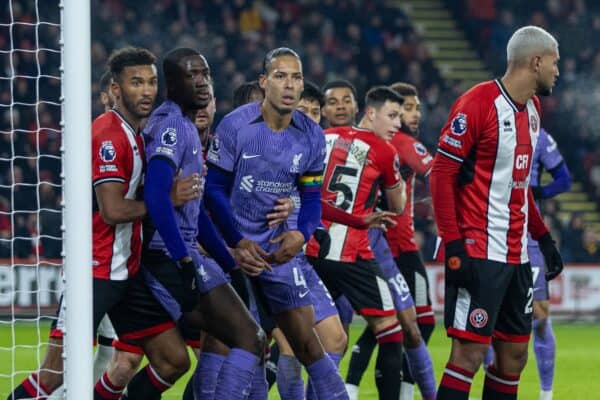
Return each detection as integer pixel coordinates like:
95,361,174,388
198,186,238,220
538,232,563,281
171,169,202,207
363,211,397,231
234,238,272,276
267,197,295,228
266,230,305,265
444,240,474,288
177,256,199,311
313,228,331,258
531,186,544,200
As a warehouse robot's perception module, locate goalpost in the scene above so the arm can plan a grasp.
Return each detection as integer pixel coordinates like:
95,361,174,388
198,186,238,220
1,0,92,398
61,0,93,398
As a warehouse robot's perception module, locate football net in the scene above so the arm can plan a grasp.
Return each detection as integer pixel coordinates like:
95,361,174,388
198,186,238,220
1,1,92,398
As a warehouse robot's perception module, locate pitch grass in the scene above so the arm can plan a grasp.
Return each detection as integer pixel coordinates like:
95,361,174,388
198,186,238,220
1,321,598,399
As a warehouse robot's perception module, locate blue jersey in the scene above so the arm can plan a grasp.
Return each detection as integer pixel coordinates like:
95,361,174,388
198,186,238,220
207,102,325,249
143,100,203,250
528,128,564,249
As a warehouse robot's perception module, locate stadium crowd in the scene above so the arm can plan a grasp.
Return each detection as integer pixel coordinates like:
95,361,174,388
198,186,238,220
1,0,599,263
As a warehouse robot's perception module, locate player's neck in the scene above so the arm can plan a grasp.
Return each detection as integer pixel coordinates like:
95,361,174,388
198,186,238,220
114,105,141,132
357,117,371,130
261,101,292,132
500,71,536,105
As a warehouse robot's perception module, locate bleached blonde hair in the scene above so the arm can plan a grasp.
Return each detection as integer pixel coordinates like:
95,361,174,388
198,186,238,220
506,26,558,65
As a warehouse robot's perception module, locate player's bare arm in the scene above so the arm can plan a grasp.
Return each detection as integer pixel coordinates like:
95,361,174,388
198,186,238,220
384,179,406,214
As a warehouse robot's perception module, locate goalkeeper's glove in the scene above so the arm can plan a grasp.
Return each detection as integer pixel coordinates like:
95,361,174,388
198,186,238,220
177,258,199,311
444,240,475,288
531,185,544,200
538,232,564,281
313,228,331,259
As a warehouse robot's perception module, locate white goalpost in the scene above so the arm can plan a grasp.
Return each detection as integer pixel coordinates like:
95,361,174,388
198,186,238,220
61,0,93,398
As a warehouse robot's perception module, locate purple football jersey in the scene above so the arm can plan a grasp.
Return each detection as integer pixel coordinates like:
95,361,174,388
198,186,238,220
207,102,325,250
143,100,204,251
528,128,565,249
530,128,564,186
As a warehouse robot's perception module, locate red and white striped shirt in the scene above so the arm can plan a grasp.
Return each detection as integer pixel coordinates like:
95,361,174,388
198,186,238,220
386,131,433,256
431,80,546,264
306,126,402,262
92,110,144,280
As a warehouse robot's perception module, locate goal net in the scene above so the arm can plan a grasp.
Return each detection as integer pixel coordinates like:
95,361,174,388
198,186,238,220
1,0,92,398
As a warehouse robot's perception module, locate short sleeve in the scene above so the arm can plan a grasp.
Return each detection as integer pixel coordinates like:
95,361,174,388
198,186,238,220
379,142,402,188
92,127,129,186
437,94,483,163
207,116,238,172
144,117,189,169
402,137,434,176
540,131,563,171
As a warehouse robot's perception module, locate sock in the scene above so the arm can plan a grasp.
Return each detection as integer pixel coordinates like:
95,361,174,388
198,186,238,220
405,342,436,399
374,323,403,400
213,348,260,400
306,352,342,400
9,373,51,399
484,345,495,371
195,352,226,400
266,342,279,389
399,383,414,400
534,318,555,392
94,372,124,400
248,364,268,400
540,390,553,400
125,364,172,400
305,354,349,399
437,362,474,400
93,340,115,382
276,355,304,400
345,328,377,386
482,365,519,400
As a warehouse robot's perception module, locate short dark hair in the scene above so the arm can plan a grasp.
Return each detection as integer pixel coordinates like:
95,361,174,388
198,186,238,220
365,86,404,109
262,47,301,75
99,70,112,92
163,47,200,86
301,80,324,107
389,82,418,97
321,79,357,100
107,46,156,82
232,81,263,108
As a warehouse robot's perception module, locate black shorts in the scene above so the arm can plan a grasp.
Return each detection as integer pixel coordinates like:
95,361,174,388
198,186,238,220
444,258,533,344
307,257,396,317
395,251,434,324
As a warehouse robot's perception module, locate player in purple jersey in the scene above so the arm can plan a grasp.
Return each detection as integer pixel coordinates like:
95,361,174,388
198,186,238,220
484,128,571,400
266,80,348,400
205,47,349,400
135,48,265,400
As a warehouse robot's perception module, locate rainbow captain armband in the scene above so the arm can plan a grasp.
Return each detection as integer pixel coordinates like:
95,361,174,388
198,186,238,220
299,172,323,192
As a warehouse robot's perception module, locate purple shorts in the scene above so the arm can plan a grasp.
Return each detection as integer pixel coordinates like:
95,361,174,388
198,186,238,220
369,229,415,311
335,295,354,325
299,255,338,323
142,249,229,321
253,254,313,315
528,245,549,301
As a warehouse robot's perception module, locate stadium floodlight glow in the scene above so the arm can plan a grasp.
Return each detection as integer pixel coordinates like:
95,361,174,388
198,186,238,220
61,0,93,398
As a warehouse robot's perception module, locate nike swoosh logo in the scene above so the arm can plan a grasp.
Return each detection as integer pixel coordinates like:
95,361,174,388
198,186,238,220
401,294,411,302
299,290,309,298
242,153,261,159
192,148,198,155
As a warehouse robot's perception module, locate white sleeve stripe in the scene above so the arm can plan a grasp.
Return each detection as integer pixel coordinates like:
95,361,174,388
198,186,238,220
437,148,463,163
93,177,126,186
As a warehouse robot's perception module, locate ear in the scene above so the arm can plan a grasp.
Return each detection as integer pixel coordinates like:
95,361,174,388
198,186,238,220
110,80,120,99
531,55,542,73
259,74,267,89
365,105,376,122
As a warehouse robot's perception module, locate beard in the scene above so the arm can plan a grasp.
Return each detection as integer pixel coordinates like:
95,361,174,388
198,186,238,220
122,94,151,119
535,80,553,97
